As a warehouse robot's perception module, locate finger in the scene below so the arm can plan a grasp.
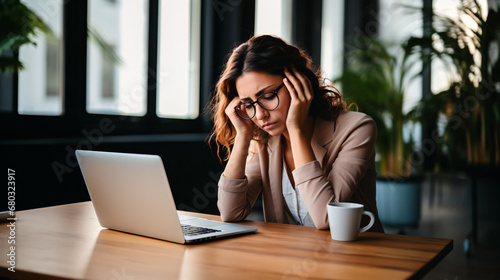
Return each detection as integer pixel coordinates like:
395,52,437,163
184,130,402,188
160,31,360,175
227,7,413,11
225,97,238,113
226,98,254,130
292,68,313,100
285,68,303,93
284,69,304,101
226,97,244,118
283,77,298,102
288,68,311,101
296,71,312,94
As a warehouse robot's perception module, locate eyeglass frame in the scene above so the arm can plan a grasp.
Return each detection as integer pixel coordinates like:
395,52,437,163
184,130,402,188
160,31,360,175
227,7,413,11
234,83,284,120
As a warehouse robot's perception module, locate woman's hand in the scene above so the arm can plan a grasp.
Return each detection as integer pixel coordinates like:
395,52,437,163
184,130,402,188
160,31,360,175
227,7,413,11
283,68,314,135
283,68,316,169
225,97,254,139
223,97,254,180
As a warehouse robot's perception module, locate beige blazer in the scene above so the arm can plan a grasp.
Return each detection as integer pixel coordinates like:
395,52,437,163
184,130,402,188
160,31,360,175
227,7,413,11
218,110,384,232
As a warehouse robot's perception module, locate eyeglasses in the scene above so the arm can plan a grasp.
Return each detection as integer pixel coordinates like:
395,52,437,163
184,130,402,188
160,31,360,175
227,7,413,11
234,83,283,120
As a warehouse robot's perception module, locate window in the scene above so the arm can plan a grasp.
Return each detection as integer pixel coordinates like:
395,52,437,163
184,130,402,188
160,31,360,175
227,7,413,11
378,0,423,143
1,0,238,136
101,44,117,99
157,0,201,119
86,0,149,116
378,0,422,114
254,0,292,43
431,0,488,93
321,0,344,81
18,0,63,115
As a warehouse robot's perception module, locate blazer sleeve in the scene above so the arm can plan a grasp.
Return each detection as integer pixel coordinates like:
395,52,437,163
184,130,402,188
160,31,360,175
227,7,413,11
217,142,263,222
293,115,377,229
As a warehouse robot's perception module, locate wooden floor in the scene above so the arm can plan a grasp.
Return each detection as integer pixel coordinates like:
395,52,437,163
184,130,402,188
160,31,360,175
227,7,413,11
248,173,500,279
390,173,500,280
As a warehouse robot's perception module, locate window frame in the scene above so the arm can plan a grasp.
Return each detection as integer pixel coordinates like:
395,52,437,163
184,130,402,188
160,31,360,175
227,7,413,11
0,0,209,142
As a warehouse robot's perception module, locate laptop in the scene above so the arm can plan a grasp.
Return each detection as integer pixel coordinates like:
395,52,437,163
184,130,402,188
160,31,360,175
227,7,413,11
75,150,257,244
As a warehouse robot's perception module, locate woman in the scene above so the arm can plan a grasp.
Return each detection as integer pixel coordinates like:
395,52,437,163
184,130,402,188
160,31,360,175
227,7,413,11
209,35,383,231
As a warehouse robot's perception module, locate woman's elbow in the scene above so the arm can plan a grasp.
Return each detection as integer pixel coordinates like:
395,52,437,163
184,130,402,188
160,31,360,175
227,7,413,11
218,203,249,222
220,211,247,222
315,222,329,230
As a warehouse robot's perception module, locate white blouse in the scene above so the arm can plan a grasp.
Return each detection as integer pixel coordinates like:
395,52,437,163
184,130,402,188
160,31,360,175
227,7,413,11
282,162,315,227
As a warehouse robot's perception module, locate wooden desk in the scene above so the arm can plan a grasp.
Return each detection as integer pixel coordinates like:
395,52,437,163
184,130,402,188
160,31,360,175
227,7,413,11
0,202,452,280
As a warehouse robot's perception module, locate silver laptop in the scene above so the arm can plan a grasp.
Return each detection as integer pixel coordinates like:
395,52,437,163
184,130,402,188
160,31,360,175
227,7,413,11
76,150,257,244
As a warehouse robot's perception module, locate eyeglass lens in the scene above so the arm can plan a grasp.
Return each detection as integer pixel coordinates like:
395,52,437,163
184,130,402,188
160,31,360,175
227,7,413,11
235,92,279,119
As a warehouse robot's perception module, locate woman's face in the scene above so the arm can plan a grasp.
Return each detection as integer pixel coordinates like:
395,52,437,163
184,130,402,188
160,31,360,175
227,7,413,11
235,71,291,137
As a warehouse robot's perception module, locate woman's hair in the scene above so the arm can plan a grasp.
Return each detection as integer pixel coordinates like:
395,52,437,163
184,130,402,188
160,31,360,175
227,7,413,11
208,35,347,161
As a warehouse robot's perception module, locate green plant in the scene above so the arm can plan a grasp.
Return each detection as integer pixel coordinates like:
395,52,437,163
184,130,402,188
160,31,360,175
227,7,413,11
0,0,122,74
335,37,421,178
0,0,52,73
408,0,500,170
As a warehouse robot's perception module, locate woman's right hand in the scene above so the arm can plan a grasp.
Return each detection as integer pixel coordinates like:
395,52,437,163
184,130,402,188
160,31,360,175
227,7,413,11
225,97,255,140
222,97,254,179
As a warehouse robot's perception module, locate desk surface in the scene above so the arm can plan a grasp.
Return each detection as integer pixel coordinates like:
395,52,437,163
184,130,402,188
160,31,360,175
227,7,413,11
0,202,452,280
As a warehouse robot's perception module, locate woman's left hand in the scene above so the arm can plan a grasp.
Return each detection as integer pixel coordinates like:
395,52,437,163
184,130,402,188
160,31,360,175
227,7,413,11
283,68,314,134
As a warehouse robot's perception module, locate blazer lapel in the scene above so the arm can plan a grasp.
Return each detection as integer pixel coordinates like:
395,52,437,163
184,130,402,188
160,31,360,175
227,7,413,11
267,136,286,223
311,139,327,168
311,118,334,168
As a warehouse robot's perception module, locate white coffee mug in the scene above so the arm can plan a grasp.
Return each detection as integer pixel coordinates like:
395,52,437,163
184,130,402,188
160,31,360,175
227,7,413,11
327,202,375,241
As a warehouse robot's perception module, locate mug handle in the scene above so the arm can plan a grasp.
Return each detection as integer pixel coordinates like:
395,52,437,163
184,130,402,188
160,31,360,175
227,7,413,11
359,211,375,233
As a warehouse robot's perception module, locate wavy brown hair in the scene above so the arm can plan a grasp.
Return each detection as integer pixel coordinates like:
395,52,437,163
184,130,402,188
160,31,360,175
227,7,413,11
208,35,347,161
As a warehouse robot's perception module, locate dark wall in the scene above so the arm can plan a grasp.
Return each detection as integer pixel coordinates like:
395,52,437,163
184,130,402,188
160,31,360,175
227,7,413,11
0,0,255,214
1,137,224,214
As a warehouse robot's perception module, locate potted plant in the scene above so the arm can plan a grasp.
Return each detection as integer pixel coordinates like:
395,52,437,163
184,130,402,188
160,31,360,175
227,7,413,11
335,36,423,231
0,0,52,73
0,0,120,74
404,0,500,251
408,0,500,172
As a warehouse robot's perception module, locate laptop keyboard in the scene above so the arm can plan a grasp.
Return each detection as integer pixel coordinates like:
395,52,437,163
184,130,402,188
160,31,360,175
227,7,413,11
181,224,221,236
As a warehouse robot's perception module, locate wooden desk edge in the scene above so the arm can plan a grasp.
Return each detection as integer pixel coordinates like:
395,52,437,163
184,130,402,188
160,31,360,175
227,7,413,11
1,202,454,280
411,238,454,280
